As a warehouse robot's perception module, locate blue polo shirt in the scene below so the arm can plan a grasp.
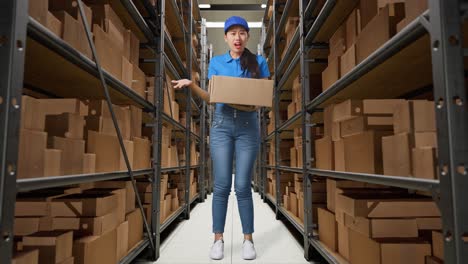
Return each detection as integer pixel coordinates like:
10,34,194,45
208,51,270,110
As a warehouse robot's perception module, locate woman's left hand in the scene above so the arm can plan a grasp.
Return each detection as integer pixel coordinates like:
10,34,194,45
171,79,192,89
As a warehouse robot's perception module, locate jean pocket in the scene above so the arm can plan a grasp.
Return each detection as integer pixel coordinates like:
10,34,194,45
212,117,224,128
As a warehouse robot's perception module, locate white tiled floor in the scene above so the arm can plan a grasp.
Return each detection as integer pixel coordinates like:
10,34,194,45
152,184,311,264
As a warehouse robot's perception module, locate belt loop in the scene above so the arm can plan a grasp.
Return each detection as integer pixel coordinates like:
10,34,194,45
234,109,237,118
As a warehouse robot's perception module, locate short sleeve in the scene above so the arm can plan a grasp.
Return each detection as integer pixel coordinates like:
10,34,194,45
258,55,270,78
208,60,217,80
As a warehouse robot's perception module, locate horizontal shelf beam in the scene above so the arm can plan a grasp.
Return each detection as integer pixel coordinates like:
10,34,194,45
277,166,303,173
276,27,300,74
17,169,152,192
308,238,341,264
275,0,295,39
308,169,439,192
121,0,155,43
278,206,304,234
277,49,300,90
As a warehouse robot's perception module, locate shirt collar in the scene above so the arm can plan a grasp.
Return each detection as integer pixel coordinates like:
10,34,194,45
224,50,240,63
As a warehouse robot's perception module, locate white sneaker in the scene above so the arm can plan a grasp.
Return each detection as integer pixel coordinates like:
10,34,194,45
210,239,224,260
242,240,256,260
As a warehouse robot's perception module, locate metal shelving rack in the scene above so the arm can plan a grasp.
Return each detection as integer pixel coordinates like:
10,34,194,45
0,0,208,263
258,0,468,263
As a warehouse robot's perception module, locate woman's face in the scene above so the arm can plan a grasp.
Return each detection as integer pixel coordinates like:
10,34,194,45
224,26,249,53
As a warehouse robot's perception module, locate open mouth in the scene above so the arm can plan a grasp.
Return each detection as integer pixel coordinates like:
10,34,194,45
234,43,242,49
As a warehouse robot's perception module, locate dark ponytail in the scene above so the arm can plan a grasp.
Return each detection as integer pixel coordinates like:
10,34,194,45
240,48,260,79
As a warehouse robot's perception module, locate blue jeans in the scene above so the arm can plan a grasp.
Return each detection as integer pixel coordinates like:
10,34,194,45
210,104,260,234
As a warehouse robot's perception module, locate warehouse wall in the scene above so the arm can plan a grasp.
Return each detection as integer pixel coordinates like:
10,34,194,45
201,11,263,56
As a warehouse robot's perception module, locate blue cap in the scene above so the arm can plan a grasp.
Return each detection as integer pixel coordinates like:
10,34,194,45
224,16,250,33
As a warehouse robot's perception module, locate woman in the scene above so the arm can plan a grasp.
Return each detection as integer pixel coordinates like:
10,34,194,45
172,16,270,260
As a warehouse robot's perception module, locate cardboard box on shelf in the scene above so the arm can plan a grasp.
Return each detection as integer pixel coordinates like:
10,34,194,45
51,136,85,175
15,199,50,217
336,192,440,218
49,0,93,26
52,210,119,236
333,140,345,172
340,45,356,76
414,132,437,148
52,10,91,58
73,229,117,264
83,153,96,174
318,208,338,251
93,181,135,214
298,196,304,222
287,102,296,119
416,217,442,231
132,65,146,98
290,147,297,168
28,0,48,25
338,223,349,260
356,3,405,63
323,104,334,137
125,209,143,251
21,96,45,131
329,23,346,61
296,146,303,167
344,214,419,238
405,0,429,23
362,99,404,115
394,102,436,134
382,133,412,176
121,57,133,88
87,131,134,173
290,192,298,217
130,106,142,138
45,113,84,139
326,179,372,213
333,99,363,122
346,8,361,49
359,0,379,30
46,12,62,37
23,230,73,263
116,221,129,261
93,24,123,80
332,121,341,141
57,256,74,264
14,216,53,236
208,76,273,107
40,98,88,117
18,129,47,179
12,249,39,264
44,149,62,177
343,131,390,174
432,230,444,260
171,197,180,211
315,136,334,170
349,229,431,264
322,56,340,92
412,147,438,180
340,116,392,138
133,137,151,170
51,193,118,217
171,101,180,122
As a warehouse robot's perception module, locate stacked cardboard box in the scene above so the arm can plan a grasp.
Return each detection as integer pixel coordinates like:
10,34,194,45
281,16,300,60
29,1,145,97
14,183,140,263
18,96,92,179
319,177,444,262
137,174,177,224
316,99,438,179
269,140,294,167
86,100,151,172
322,2,407,91
282,175,326,224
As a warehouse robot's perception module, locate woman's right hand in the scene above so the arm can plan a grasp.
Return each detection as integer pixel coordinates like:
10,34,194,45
171,79,192,90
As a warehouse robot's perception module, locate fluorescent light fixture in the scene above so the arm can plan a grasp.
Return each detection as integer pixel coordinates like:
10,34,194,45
261,4,267,8
206,21,263,28
199,4,211,8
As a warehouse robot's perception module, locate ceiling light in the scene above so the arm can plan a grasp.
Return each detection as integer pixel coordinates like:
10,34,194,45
261,4,267,8
199,4,211,8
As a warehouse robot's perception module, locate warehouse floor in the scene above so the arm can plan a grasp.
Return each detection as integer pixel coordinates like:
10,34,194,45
147,182,311,264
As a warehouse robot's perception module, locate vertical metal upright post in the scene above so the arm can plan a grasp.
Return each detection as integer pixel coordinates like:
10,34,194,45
0,0,28,263
429,0,468,263
200,18,208,202
300,0,314,260
151,0,166,260
184,0,193,219
260,109,267,200
272,0,282,219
